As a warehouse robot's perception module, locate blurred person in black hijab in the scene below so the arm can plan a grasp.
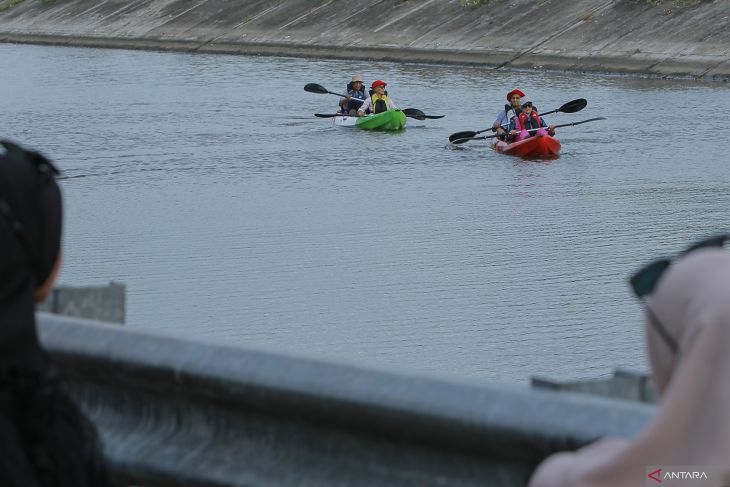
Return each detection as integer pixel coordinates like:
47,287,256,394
0,141,108,486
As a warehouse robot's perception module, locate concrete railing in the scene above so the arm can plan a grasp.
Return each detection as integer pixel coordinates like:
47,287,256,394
533,368,658,403
38,313,655,487
37,282,125,324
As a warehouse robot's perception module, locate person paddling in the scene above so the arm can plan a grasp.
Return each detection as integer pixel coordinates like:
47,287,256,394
338,75,368,116
508,99,556,141
357,80,398,117
493,89,524,139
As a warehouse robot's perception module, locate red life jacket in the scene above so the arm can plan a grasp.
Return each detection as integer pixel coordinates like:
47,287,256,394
516,111,543,131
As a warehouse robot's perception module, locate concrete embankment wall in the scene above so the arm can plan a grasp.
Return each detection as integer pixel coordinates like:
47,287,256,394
0,0,728,80
39,313,653,487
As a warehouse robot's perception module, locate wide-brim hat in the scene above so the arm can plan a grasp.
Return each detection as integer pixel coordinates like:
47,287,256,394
352,75,364,82
371,80,387,89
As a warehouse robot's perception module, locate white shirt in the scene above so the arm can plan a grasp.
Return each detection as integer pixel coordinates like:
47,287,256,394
358,95,398,114
493,106,520,129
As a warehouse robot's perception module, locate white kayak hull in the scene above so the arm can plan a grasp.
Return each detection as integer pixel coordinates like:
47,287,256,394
333,115,358,127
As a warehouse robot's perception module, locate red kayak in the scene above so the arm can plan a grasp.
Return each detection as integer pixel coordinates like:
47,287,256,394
492,135,561,158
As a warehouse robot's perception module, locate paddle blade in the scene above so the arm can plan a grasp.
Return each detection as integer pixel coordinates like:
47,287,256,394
558,98,587,113
402,108,426,120
451,135,489,144
423,115,445,119
314,113,338,118
450,135,482,145
304,83,329,94
448,131,477,143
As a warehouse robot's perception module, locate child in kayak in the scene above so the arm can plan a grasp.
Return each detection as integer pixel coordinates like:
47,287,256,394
338,74,368,116
508,99,556,141
357,80,398,116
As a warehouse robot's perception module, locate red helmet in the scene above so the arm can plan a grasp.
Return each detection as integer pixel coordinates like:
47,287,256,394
371,80,387,89
506,89,525,101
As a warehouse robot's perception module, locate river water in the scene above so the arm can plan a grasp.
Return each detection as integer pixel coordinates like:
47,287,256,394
2,43,729,384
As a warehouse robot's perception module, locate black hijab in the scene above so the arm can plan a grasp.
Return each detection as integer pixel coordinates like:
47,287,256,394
0,140,62,372
0,141,109,487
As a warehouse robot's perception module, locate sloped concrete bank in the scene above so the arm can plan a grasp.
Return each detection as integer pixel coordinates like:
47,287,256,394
1,0,729,81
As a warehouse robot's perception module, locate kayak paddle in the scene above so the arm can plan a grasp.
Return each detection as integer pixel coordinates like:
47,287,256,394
402,108,427,120
450,117,606,144
305,84,444,120
540,98,587,116
448,98,587,144
314,109,441,120
305,83,362,102
397,108,444,120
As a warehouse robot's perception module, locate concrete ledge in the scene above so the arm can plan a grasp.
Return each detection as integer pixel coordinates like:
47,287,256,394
532,368,658,403
0,33,205,53
3,33,729,83
38,313,653,487
0,34,535,66
36,282,125,324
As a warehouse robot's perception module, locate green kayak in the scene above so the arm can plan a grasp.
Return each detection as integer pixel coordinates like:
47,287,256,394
353,110,407,131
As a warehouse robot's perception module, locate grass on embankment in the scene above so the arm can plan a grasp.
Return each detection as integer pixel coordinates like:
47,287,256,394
459,0,707,7
0,0,55,12
0,0,24,12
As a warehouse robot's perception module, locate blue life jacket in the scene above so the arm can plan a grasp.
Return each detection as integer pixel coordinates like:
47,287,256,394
344,82,367,113
504,103,521,125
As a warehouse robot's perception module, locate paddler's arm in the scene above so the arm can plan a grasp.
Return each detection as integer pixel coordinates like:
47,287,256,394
493,111,507,134
507,118,519,140
539,117,556,135
357,98,372,116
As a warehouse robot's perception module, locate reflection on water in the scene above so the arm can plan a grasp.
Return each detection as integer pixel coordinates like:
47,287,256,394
2,43,729,384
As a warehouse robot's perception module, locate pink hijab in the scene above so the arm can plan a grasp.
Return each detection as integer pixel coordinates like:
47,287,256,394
529,248,730,487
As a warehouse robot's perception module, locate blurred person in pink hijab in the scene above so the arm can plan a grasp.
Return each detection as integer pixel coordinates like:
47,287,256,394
529,235,730,487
